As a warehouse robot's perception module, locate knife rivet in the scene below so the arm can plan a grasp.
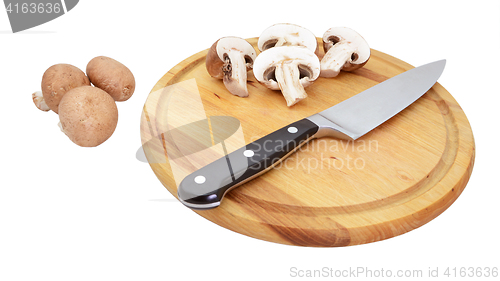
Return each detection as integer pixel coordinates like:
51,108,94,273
288,127,298,134
243,150,254,157
194,175,206,184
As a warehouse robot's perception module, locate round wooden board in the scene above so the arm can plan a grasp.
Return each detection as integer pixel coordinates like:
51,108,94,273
140,38,475,247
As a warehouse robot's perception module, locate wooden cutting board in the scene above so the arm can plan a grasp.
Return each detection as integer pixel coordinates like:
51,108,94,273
140,38,475,247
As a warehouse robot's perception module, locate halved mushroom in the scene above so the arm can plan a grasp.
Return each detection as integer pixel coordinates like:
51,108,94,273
253,46,320,107
320,27,370,77
206,37,256,97
258,23,318,54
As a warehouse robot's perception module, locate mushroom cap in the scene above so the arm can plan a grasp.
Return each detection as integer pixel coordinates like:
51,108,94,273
257,23,318,54
322,27,370,70
253,46,320,90
41,64,90,113
58,86,118,147
206,36,256,79
86,56,136,102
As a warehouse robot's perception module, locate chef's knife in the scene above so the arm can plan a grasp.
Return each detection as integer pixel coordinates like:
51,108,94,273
178,60,446,209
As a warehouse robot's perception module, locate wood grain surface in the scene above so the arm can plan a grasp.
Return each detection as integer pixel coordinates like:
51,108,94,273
140,38,475,247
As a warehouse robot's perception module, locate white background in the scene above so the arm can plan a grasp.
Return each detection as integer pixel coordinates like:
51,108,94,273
1,0,499,280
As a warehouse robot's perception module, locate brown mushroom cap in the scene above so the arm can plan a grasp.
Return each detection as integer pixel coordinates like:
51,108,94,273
41,64,90,113
86,56,136,102
206,40,225,79
58,86,118,147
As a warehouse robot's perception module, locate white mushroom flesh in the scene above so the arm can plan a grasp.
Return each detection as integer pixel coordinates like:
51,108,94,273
275,61,307,106
258,23,317,53
57,121,64,133
320,27,370,78
222,50,249,97
321,41,358,77
216,37,256,97
254,46,320,107
32,91,50,111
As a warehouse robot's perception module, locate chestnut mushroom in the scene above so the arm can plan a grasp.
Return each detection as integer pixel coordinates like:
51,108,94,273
253,46,320,107
58,86,118,147
320,27,370,77
206,37,256,97
258,23,318,54
41,64,90,113
86,56,136,102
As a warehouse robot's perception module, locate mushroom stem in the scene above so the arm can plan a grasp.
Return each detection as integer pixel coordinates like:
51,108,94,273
275,61,308,106
276,37,287,47
320,42,357,77
32,91,50,111
57,121,65,133
222,50,249,97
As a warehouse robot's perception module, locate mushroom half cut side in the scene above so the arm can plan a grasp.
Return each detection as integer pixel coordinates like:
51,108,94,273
206,37,257,97
257,23,318,54
321,27,370,77
253,46,320,107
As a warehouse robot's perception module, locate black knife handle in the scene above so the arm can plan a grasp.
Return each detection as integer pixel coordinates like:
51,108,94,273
177,118,319,209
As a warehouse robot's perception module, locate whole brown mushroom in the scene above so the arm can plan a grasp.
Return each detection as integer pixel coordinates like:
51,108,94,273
86,56,136,101
58,86,118,147
41,64,90,113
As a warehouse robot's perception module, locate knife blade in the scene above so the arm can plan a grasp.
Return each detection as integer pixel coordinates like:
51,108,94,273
178,60,446,209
